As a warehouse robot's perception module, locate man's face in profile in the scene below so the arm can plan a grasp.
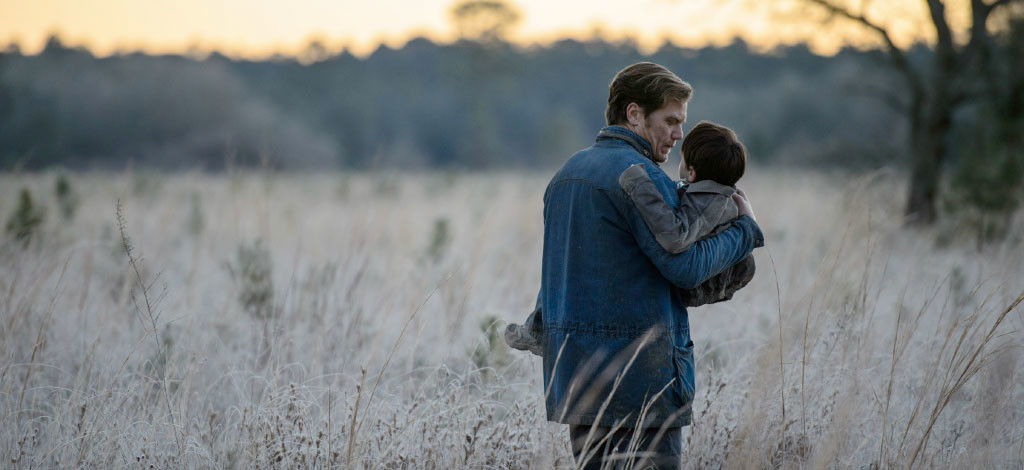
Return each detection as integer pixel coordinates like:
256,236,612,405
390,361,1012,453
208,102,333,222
638,100,687,163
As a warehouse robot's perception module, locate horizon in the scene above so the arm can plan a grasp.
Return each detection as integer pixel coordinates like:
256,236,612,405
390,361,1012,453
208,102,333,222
2,30,915,62
1,0,971,60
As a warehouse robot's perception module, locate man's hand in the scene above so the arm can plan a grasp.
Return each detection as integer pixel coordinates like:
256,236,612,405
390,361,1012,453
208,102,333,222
732,187,756,222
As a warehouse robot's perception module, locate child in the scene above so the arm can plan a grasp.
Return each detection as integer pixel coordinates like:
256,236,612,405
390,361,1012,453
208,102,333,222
505,121,757,356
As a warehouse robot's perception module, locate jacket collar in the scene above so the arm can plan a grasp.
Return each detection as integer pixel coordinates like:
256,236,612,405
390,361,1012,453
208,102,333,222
596,126,654,160
681,179,736,196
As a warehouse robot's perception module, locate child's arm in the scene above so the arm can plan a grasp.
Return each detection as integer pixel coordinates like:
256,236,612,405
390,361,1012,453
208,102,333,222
618,164,715,254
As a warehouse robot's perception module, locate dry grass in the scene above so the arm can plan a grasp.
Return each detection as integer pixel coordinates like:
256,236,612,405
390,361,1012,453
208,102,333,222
0,169,1022,469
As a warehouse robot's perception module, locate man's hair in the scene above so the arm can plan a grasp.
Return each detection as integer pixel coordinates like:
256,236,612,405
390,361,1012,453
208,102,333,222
605,62,693,126
681,121,747,187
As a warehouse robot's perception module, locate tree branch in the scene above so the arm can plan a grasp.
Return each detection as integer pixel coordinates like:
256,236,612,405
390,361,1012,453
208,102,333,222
806,0,925,97
987,0,1024,13
970,0,1024,44
969,0,993,57
963,0,1022,99
926,0,955,55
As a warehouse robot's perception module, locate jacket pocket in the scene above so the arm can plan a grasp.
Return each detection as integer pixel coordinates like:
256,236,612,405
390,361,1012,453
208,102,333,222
671,340,696,405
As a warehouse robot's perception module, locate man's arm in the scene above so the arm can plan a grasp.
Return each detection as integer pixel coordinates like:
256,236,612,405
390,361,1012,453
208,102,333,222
618,164,712,254
650,217,762,289
612,175,764,289
678,255,757,306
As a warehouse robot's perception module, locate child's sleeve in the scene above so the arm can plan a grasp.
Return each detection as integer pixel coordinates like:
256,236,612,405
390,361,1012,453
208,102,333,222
618,164,714,254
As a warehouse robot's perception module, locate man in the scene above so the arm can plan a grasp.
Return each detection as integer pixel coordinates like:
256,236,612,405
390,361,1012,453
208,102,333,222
538,62,763,469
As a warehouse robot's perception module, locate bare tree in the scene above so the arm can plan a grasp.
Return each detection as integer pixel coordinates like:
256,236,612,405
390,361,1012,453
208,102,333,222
449,0,521,44
803,0,1022,224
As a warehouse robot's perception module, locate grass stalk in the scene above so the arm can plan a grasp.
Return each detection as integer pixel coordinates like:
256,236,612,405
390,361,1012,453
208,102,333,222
346,367,367,468
17,256,69,423
358,273,452,437
767,249,786,459
116,199,183,456
575,329,655,470
906,291,1024,467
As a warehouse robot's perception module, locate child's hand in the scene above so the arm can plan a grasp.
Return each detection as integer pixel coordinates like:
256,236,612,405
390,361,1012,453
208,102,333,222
732,187,756,222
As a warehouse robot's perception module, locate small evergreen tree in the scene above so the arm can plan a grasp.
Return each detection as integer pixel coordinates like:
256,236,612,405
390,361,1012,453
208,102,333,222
186,192,204,236
427,217,450,263
225,239,275,319
469,314,511,382
55,173,80,221
5,188,46,245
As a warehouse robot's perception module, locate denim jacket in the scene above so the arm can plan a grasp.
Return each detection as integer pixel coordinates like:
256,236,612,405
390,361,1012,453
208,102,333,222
540,126,764,428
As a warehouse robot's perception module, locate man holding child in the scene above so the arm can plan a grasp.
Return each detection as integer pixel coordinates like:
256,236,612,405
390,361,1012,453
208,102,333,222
510,62,764,468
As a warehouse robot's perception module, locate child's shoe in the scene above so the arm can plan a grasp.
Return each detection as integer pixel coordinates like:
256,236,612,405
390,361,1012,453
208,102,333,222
503,323,543,356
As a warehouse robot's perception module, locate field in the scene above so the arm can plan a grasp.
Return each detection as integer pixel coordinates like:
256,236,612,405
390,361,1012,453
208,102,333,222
1,170,1023,469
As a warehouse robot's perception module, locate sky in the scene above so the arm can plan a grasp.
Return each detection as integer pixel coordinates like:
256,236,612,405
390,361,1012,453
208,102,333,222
0,0,970,58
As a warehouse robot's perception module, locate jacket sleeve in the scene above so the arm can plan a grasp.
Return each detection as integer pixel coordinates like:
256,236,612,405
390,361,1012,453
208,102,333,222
678,254,757,306
618,164,712,254
612,178,764,289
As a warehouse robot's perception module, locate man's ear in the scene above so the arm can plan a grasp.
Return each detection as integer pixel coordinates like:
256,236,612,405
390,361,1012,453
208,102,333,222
626,102,644,127
687,166,697,182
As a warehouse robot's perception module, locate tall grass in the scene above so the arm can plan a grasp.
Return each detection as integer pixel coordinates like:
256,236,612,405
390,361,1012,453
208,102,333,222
0,170,1021,468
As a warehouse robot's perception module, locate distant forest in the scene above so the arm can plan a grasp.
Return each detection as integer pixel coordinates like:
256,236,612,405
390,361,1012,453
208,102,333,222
0,36,925,171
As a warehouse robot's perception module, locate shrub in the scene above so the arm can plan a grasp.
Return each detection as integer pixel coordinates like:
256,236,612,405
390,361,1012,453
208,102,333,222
5,188,46,245
469,314,511,380
186,192,204,236
225,239,275,319
427,217,450,263
944,115,1024,245
55,173,79,222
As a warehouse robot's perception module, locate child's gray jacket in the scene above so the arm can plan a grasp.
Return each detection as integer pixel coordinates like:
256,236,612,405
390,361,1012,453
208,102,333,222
619,165,757,306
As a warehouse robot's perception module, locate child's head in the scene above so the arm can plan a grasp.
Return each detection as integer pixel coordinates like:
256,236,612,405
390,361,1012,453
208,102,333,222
678,121,746,186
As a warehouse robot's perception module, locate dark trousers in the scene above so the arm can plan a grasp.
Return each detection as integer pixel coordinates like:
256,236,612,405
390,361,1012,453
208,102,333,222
569,424,682,470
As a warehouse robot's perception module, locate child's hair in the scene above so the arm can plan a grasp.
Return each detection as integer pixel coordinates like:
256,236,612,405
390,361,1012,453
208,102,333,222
681,121,747,186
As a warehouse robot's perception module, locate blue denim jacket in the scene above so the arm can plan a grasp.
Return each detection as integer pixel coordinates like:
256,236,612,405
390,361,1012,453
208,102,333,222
540,126,764,428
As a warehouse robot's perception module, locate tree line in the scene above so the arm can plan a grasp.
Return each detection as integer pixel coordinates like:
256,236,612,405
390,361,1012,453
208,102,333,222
1,35,913,171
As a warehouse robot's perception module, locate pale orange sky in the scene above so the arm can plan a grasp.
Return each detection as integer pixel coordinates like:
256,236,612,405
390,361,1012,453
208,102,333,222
0,0,973,58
